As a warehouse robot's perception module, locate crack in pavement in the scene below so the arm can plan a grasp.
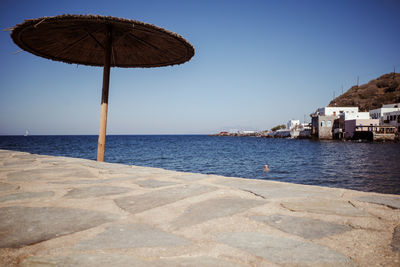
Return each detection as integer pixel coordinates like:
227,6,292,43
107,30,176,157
241,189,266,199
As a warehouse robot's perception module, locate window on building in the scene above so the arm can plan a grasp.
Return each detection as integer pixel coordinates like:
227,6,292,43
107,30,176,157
327,121,332,127
321,121,326,127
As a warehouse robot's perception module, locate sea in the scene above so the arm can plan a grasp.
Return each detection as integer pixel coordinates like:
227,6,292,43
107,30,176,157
1,135,399,195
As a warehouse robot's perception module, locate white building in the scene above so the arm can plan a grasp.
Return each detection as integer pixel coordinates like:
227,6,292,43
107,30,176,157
317,107,358,117
287,120,300,130
344,119,379,139
298,123,311,130
370,103,400,120
382,110,400,132
240,130,256,134
340,112,370,120
382,103,400,108
312,106,364,140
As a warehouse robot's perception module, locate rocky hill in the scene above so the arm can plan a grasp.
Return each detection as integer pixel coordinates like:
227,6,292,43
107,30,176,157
328,72,400,111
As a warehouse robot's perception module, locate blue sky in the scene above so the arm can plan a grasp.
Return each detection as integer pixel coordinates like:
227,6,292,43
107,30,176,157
1,0,399,135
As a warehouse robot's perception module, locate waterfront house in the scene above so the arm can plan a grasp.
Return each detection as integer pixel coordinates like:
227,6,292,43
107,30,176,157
311,107,359,140
369,103,400,120
239,130,256,136
344,119,379,139
334,112,371,139
333,117,345,139
317,107,359,116
297,123,311,138
287,120,300,130
283,120,301,138
273,120,305,138
350,124,397,141
275,129,291,138
382,110,400,132
311,115,337,139
311,104,399,141
341,111,370,120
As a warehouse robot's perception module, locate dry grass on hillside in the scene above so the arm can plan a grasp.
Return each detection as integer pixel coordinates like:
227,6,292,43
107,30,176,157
329,73,400,111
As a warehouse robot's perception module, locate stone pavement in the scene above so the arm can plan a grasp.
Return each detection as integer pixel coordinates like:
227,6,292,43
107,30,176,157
0,149,399,266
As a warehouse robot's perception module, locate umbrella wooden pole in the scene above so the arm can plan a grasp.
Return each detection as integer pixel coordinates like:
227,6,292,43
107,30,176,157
97,26,113,162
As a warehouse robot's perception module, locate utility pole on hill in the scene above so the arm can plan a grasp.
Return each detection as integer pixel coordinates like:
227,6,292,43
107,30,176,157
394,65,396,79
357,76,359,87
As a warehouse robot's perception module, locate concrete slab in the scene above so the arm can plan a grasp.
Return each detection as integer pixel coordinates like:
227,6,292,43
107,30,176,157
52,177,141,185
0,182,19,191
392,225,400,252
21,254,138,267
0,191,54,202
357,195,400,209
215,178,341,199
174,173,209,181
21,255,244,267
75,223,189,249
281,199,370,216
64,186,132,198
52,179,108,185
251,214,352,239
114,184,217,214
0,207,119,248
2,159,37,167
134,179,179,188
173,198,266,229
12,154,38,160
218,232,354,266
154,256,245,267
7,167,96,182
81,161,151,177
81,161,131,170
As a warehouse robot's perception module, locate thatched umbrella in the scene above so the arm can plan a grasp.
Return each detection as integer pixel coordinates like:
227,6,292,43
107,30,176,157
10,14,194,161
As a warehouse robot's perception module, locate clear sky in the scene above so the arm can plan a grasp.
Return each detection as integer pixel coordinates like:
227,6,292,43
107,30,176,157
1,0,399,135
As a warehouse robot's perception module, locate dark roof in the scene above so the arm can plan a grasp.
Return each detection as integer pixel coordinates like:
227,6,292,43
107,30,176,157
11,14,195,68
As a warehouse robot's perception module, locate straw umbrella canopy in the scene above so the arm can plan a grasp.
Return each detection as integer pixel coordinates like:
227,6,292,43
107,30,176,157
10,14,194,161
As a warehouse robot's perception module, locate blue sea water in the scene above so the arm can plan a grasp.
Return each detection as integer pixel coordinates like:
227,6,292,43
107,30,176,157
1,135,399,195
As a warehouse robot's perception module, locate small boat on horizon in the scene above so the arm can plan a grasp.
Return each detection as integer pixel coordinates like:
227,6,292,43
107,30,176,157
24,130,29,136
